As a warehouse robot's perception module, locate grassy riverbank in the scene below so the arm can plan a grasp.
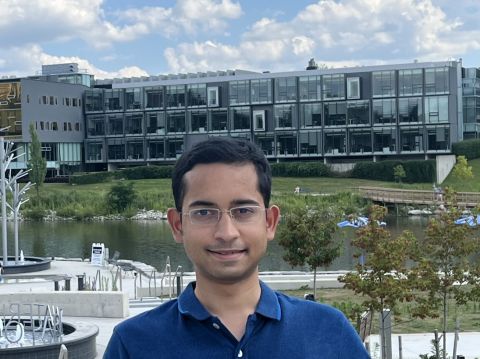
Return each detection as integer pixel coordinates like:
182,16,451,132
282,288,480,333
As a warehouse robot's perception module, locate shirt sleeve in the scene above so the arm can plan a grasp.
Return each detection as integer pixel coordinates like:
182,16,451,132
103,330,130,359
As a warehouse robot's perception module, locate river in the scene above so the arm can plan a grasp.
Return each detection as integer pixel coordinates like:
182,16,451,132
4,215,431,272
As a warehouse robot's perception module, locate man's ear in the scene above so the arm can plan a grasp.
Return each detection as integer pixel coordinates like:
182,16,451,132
167,208,184,243
266,205,281,242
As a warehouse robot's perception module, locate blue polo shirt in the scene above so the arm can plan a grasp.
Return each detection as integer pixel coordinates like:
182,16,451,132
104,281,370,358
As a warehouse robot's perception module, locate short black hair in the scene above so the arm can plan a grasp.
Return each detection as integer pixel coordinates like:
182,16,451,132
172,137,271,211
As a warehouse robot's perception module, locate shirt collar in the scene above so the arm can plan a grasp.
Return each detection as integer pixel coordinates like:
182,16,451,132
177,281,282,321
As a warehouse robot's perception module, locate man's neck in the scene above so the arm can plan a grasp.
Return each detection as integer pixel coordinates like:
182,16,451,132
194,275,262,341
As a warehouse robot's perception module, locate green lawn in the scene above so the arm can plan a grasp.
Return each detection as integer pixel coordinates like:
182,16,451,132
441,158,480,192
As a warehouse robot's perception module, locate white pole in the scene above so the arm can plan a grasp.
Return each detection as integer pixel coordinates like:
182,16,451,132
1,137,7,266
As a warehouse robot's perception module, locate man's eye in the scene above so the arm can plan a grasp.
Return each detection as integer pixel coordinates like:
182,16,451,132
193,209,215,216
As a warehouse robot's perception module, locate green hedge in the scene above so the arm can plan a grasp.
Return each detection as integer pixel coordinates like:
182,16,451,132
117,165,174,180
69,171,114,185
351,160,435,183
452,139,480,160
271,162,330,177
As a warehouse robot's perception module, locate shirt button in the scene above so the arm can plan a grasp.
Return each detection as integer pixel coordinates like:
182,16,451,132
238,349,243,357
212,323,220,330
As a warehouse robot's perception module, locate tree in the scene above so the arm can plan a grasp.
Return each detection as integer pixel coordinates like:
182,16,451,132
278,203,341,299
452,155,473,180
411,188,480,359
338,205,418,359
27,123,47,199
106,181,136,213
393,164,406,183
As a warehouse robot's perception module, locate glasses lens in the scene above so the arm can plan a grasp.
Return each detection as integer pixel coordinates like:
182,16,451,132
230,206,261,222
189,208,219,224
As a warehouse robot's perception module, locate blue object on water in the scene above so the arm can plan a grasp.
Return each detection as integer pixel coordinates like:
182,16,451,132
454,214,480,227
337,216,386,228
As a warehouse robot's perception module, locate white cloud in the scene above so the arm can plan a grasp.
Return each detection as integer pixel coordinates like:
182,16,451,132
162,0,480,73
0,44,147,79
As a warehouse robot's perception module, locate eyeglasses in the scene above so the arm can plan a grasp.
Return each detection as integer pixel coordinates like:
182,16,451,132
183,205,266,225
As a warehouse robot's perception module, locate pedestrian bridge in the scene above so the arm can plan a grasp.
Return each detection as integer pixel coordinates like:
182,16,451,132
357,186,480,208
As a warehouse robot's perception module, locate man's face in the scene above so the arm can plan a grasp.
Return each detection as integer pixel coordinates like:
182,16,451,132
167,162,280,285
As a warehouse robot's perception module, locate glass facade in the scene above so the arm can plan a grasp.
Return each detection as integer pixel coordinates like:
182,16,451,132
82,61,461,163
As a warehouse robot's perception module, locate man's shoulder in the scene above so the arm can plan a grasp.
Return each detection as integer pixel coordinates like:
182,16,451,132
275,291,346,320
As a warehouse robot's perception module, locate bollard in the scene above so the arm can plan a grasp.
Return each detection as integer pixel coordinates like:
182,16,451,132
54,281,59,291
65,277,71,291
77,274,85,290
176,275,182,297
457,356,465,359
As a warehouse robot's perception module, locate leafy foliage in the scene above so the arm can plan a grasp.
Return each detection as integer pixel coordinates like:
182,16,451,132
393,164,406,183
351,160,435,183
278,203,341,299
452,138,480,160
451,155,473,180
106,181,137,213
27,123,47,198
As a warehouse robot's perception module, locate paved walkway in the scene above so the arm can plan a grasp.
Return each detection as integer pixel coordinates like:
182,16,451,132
1,259,479,358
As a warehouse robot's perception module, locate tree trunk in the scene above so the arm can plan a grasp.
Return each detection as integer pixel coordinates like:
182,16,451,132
313,267,317,300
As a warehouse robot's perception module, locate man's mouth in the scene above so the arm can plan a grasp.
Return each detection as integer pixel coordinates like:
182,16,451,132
207,249,247,259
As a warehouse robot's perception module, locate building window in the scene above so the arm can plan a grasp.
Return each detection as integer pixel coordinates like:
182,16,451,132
373,99,396,125
189,110,207,132
125,113,143,135
399,98,423,123
347,77,360,99
299,76,321,101
87,143,103,161
347,100,370,125
166,85,186,108
426,126,449,151
399,69,423,96
231,107,250,131
274,104,296,129
127,141,144,160
425,96,448,123
87,115,105,136
251,79,272,104
300,103,322,128
209,108,228,131
299,131,322,155
276,132,297,156
207,87,219,107
52,122,58,131
372,71,396,97
324,102,346,126
104,89,124,111
145,86,164,109
400,127,424,152
253,110,265,131
254,134,275,156
49,96,55,105
229,81,249,105
107,114,123,135
148,140,165,159
166,138,184,159
425,67,449,94
373,127,396,153
107,139,125,160
125,88,143,110
167,111,186,133
274,77,297,103
348,129,372,153
323,74,345,100
146,112,165,135
85,89,103,112
325,130,346,154
187,84,207,107
68,122,72,131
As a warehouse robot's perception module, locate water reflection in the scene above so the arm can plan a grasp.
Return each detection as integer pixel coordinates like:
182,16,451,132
7,215,430,272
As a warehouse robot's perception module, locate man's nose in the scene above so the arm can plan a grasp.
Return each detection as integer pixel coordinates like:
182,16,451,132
214,211,240,241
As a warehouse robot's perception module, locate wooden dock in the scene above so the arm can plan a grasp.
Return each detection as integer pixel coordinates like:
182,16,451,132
357,186,480,208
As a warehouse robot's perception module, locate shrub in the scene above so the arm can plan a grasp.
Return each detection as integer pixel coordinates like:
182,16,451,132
351,160,435,183
106,182,137,213
452,139,480,160
117,165,174,180
69,171,114,185
271,162,330,177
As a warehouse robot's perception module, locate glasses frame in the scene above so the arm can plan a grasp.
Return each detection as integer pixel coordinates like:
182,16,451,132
182,205,266,225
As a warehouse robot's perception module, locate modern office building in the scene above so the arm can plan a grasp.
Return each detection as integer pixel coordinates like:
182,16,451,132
0,64,88,176
2,60,479,176
84,59,477,171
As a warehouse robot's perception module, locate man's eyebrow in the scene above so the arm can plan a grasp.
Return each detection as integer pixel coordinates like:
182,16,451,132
188,200,216,208
231,199,261,206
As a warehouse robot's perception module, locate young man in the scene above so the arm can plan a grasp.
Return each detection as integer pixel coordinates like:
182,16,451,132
104,137,370,358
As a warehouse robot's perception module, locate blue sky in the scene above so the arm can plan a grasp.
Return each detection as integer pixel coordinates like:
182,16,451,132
0,0,479,79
